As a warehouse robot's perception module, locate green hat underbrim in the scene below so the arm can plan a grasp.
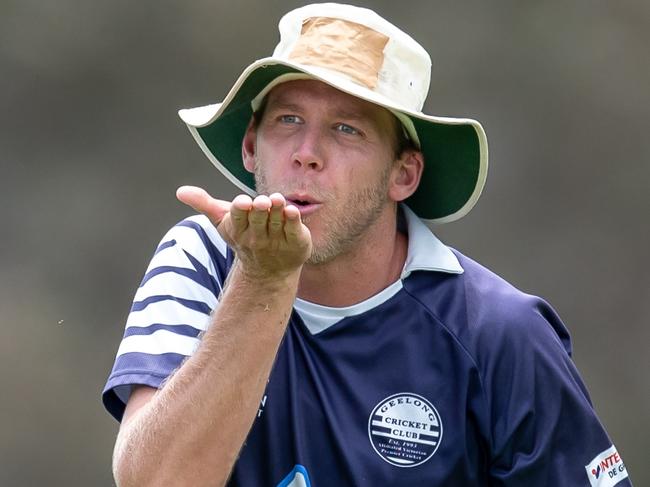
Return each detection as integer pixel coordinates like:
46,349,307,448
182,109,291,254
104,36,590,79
179,61,488,224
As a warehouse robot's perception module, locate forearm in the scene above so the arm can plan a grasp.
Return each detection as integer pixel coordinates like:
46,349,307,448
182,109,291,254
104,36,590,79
113,262,300,487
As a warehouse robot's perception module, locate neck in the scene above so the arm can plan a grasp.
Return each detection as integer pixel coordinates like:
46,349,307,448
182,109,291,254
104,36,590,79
296,206,408,307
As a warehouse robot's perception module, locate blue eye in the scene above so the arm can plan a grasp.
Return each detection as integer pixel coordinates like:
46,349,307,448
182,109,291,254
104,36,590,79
336,123,359,135
280,115,301,124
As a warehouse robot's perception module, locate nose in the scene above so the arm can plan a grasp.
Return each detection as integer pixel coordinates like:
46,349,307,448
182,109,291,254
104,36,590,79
291,127,324,172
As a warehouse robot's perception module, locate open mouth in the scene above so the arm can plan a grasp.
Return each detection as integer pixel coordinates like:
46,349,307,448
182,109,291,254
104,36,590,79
290,199,311,207
286,193,319,206
285,194,322,215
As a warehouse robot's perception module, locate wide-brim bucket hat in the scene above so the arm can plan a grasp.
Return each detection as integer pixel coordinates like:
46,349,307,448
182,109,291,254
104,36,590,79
178,2,488,224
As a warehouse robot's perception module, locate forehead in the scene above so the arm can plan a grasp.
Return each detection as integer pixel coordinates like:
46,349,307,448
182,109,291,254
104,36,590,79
264,79,396,127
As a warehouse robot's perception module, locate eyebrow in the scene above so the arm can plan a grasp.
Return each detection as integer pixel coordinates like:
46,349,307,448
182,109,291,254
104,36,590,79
266,97,368,121
266,101,304,113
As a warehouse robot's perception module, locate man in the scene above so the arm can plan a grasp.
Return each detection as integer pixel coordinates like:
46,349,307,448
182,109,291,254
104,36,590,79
103,4,631,486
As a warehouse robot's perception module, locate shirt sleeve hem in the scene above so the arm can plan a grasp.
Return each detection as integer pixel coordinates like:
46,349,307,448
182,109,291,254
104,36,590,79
102,372,167,422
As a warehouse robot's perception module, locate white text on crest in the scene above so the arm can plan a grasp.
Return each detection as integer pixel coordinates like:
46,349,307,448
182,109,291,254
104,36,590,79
384,417,430,431
381,397,429,413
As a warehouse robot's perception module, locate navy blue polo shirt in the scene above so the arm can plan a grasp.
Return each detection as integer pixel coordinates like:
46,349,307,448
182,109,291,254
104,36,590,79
103,206,631,486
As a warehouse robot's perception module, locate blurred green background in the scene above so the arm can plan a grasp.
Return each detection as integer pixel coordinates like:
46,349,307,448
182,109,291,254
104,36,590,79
1,1,648,485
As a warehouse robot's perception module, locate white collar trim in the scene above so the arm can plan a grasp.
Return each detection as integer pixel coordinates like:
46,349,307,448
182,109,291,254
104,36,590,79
400,204,464,277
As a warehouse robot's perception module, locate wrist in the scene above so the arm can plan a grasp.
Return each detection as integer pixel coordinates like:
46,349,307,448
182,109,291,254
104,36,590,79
229,259,302,290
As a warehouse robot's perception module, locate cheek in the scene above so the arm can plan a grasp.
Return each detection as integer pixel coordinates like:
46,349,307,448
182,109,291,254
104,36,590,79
254,148,284,181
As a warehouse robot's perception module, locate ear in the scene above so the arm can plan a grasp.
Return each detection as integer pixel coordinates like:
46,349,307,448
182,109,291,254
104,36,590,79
241,118,258,174
388,150,424,202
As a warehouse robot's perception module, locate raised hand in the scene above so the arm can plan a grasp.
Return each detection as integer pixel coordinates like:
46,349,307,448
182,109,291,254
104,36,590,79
176,186,312,279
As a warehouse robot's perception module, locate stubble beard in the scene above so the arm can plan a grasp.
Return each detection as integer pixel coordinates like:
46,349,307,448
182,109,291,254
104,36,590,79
254,155,393,265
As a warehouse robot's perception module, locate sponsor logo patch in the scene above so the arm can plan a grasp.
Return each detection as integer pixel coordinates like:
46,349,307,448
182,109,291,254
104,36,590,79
368,392,442,468
585,445,628,487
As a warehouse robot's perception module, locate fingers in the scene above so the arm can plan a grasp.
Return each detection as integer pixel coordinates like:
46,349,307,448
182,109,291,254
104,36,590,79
283,204,304,244
176,186,231,225
248,195,272,236
268,193,286,238
230,194,254,234
233,194,293,241
203,191,311,274
180,188,307,251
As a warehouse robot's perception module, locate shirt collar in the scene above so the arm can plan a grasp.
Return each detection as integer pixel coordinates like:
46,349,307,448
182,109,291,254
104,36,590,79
400,204,464,278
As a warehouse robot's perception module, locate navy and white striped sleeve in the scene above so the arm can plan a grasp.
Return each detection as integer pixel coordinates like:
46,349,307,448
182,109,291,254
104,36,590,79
102,214,233,421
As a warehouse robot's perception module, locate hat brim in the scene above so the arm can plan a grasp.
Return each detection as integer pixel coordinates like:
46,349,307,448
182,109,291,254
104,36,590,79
178,58,488,224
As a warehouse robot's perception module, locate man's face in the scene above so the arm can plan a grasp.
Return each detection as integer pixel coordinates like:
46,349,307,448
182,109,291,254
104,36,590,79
246,79,402,265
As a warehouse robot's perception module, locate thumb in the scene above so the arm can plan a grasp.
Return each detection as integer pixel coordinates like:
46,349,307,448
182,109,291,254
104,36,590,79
176,186,231,225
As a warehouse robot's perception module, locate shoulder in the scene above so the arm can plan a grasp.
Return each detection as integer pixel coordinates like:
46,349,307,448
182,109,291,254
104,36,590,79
458,250,570,353
148,214,231,277
157,214,227,258
402,248,572,360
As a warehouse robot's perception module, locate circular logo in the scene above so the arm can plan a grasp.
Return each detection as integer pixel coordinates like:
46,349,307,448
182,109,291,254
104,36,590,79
368,393,443,468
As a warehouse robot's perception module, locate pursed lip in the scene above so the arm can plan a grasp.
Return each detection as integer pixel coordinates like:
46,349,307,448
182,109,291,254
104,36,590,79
284,193,323,217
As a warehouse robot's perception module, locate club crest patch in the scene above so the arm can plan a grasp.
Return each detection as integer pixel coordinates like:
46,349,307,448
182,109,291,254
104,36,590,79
368,392,442,467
